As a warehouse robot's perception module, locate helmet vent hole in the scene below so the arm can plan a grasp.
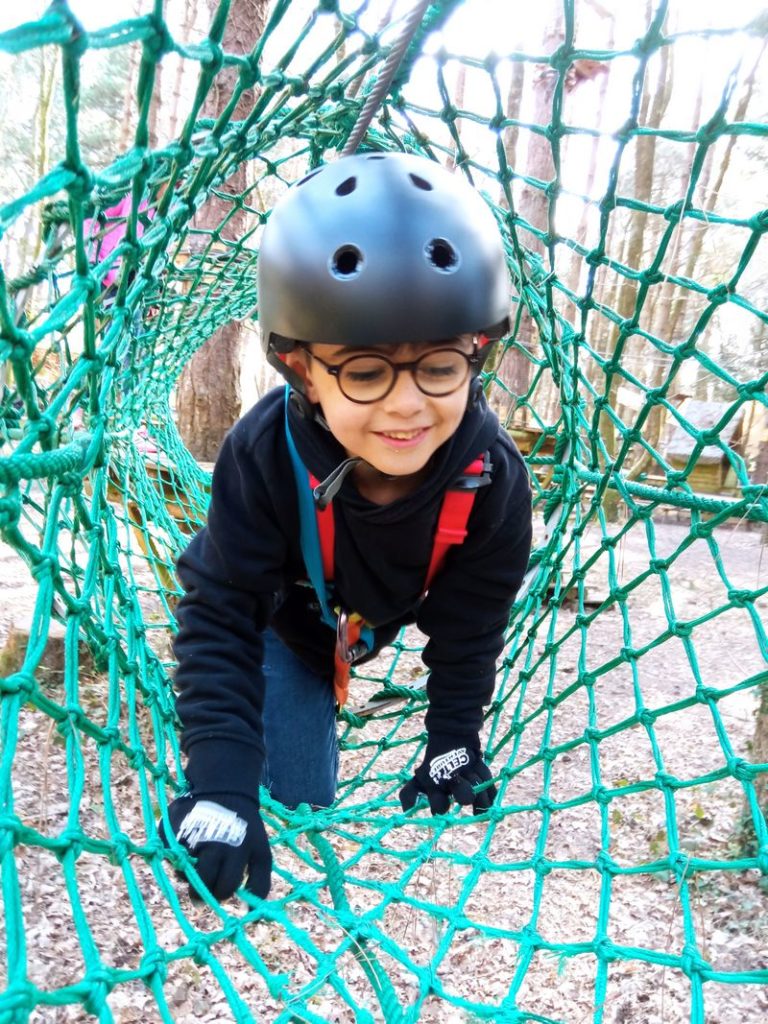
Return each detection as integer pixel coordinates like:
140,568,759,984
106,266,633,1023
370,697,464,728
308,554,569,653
331,245,364,279
367,154,385,160
426,238,459,272
297,169,321,187
409,173,433,191
335,176,357,196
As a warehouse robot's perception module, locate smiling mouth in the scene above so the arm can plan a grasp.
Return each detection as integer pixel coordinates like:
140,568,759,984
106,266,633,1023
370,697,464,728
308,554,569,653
378,429,428,440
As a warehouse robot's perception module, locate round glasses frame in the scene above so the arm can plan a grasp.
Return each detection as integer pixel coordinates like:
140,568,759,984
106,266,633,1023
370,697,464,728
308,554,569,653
304,341,481,404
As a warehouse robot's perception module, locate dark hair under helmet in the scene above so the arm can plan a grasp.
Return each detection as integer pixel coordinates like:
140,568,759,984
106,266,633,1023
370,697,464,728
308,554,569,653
258,152,511,387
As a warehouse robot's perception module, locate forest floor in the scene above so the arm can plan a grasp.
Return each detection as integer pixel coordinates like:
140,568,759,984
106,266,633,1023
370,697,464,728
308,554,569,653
0,509,766,1024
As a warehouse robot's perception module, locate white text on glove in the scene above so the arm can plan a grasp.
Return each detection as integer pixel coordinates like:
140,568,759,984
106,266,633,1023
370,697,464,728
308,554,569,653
177,800,247,848
428,748,470,783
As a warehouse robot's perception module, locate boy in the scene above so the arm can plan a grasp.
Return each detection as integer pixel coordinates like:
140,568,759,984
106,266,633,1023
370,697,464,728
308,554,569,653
162,153,532,901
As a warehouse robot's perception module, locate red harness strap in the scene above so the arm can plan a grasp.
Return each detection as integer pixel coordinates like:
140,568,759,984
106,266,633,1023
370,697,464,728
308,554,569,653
424,453,485,589
310,454,487,707
309,473,364,706
311,480,335,581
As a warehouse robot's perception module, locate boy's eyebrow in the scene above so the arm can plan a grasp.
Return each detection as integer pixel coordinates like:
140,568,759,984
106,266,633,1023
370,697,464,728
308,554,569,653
323,345,376,358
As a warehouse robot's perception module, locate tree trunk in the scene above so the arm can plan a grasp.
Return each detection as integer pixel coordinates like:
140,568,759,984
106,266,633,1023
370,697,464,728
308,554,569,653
625,36,766,484
599,3,671,518
620,75,703,484
444,63,467,172
500,59,525,208
22,48,59,271
563,61,614,300
170,0,202,141
734,41,768,847
516,42,561,259
118,0,144,155
741,678,768,854
493,56,527,426
175,0,267,462
147,41,163,151
498,5,564,425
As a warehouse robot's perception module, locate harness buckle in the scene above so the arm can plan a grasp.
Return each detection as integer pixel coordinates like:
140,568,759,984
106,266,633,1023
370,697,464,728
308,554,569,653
451,451,493,491
336,609,368,664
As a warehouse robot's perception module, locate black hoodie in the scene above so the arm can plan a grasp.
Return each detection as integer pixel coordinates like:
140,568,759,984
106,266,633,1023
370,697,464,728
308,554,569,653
173,386,532,797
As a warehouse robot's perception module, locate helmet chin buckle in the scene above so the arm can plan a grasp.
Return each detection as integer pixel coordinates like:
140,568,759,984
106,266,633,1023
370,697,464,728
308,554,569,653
312,457,363,508
469,376,484,409
288,388,315,420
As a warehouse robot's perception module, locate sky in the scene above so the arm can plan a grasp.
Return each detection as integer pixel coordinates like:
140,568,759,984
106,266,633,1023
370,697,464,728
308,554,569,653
1,0,767,37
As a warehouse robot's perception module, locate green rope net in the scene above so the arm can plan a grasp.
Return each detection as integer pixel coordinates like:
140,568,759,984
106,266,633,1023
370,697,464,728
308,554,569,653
1,0,767,1020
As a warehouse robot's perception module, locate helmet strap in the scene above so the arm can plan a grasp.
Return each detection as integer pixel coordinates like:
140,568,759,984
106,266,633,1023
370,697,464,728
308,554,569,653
469,376,484,409
312,457,363,509
287,388,316,420
467,333,492,409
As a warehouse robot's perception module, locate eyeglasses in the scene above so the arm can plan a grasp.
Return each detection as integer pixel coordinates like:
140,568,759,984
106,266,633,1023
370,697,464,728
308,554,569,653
305,342,481,404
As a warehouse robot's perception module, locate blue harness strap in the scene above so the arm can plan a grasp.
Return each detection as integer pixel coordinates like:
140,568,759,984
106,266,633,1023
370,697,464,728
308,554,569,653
284,387,336,629
284,387,376,652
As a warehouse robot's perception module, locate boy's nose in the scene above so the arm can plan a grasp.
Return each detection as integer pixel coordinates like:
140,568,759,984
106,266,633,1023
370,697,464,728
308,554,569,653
380,367,426,415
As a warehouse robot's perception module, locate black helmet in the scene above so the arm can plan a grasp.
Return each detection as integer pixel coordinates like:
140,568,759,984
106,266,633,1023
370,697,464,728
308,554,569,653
258,152,510,387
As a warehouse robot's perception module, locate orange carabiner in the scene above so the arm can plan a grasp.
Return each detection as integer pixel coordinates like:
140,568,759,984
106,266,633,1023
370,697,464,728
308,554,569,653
333,609,366,707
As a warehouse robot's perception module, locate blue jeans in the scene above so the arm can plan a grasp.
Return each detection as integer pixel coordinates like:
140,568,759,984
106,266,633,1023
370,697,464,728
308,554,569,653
260,629,338,808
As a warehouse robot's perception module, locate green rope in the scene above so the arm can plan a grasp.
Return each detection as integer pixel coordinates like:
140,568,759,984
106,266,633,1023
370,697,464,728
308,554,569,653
0,1,766,1021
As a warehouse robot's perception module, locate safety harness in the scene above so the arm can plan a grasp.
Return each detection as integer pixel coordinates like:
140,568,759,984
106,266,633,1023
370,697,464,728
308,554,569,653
284,387,491,706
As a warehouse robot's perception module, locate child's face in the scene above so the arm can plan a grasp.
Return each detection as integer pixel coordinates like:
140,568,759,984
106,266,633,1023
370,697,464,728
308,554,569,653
287,337,476,480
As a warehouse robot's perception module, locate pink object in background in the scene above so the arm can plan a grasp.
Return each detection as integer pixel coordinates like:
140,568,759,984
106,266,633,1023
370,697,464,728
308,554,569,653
84,194,152,288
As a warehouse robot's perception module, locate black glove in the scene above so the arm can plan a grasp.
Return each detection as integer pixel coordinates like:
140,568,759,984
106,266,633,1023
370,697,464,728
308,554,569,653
399,733,498,816
160,792,272,901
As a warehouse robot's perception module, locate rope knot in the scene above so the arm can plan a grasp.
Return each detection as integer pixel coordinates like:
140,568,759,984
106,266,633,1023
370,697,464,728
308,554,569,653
680,943,709,977
0,494,22,530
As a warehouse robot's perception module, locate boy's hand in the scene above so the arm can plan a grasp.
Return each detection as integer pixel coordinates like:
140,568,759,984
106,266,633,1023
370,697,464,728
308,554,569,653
399,733,497,816
160,793,271,901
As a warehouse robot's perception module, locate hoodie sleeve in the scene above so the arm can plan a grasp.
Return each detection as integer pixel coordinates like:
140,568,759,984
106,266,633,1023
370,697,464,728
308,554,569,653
416,439,532,740
172,417,290,798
